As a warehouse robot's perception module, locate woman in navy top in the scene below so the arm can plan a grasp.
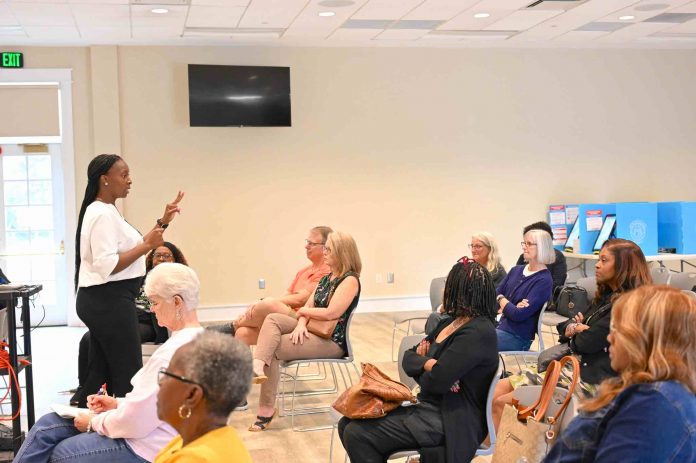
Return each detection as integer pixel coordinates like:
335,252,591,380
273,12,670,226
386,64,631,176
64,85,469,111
544,285,696,462
495,229,555,351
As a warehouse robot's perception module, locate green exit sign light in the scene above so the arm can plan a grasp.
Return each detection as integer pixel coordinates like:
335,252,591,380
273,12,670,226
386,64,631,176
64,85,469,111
1,52,23,68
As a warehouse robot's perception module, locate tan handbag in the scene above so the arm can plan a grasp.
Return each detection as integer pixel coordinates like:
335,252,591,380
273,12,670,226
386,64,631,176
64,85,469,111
306,318,339,339
492,356,580,463
332,363,416,419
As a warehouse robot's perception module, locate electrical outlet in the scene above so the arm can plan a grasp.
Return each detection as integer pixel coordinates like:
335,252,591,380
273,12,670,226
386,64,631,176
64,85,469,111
376,273,383,284
387,272,395,284
258,279,265,290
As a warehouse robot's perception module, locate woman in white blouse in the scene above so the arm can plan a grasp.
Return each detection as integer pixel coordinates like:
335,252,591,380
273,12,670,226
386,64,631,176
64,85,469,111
14,263,204,463
74,154,183,406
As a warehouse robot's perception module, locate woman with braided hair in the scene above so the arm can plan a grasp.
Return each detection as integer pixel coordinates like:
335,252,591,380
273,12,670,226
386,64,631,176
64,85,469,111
339,258,499,463
74,154,183,406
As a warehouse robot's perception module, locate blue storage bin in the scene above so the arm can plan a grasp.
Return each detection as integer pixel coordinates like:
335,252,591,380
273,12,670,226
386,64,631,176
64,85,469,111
658,202,696,254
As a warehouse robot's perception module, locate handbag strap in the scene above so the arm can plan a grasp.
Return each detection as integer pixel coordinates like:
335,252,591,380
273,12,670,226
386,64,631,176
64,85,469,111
548,356,580,423
517,358,562,421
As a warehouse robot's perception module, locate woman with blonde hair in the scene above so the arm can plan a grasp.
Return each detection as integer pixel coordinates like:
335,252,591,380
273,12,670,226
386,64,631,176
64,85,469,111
544,285,696,462
469,231,506,287
249,231,362,431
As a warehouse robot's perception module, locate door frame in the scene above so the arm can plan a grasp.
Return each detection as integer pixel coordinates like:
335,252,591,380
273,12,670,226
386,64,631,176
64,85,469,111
0,68,77,325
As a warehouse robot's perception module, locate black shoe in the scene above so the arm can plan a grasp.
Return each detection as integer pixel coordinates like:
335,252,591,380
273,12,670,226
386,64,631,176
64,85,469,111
234,400,249,411
70,387,83,407
206,322,235,336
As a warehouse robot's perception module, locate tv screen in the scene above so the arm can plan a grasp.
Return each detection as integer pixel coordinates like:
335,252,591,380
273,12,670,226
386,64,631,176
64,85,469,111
188,64,291,127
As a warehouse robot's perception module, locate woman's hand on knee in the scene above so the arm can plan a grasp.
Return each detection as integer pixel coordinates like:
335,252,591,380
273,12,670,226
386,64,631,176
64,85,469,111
290,324,309,345
73,413,91,433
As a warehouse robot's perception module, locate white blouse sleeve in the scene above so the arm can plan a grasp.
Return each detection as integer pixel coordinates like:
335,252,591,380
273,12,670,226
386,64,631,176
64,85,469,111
86,212,122,280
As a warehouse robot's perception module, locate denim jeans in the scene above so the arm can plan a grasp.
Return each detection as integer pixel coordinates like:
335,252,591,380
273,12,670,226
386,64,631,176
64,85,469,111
496,328,532,352
14,413,149,463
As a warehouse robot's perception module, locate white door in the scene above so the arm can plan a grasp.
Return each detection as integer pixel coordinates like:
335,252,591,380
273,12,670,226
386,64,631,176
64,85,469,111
0,143,68,325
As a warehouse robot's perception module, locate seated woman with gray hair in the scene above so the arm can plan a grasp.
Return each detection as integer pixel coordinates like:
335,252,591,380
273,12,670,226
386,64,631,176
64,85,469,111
14,263,204,463
495,228,555,351
154,331,253,462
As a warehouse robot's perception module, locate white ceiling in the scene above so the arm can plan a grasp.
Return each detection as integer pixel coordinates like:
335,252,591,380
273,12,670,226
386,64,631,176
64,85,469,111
2,0,696,48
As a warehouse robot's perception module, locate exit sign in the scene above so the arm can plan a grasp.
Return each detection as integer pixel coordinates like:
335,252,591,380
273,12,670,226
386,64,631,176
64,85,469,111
1,52,23,68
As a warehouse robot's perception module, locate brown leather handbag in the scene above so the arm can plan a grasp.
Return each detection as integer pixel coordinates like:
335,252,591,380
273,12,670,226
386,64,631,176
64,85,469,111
332,363,416,419
306,318,339,339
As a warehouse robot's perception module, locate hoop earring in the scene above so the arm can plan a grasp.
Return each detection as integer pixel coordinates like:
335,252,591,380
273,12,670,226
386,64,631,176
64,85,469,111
178,404,191,419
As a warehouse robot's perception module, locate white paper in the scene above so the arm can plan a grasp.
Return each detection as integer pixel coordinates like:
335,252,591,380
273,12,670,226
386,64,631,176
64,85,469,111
549,211,566,226
586,216,603,231
51,403,90,418
566,206,579,224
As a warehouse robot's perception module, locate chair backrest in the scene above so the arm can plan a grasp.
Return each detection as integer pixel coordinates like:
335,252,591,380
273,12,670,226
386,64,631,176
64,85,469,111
479,358,504,455
429,277,447,311
683,290,696,301
535,302,548,352
575,277,597,300
397,334,426,390
650,266,671,285
343,306,359,360
669,272,696,291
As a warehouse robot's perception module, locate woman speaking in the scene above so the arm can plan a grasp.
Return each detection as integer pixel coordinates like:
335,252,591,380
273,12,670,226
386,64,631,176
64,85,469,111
75,154,183,405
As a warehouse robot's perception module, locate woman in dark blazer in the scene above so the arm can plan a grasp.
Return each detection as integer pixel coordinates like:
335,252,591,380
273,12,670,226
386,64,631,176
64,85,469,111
339,259,499,463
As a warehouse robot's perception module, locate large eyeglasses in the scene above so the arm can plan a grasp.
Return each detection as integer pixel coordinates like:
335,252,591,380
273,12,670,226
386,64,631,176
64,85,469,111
157,367,205,392
468,243,488,251
305,239,325,248
153,252,174,260
520,241,537,248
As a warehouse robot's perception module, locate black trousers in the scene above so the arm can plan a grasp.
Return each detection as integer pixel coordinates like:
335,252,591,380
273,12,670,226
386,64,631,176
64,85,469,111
76,278,143,407
338,402,445,463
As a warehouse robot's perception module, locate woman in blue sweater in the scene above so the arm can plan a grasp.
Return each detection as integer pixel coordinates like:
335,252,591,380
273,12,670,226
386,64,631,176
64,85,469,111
544,285,696,462
495,229,555,351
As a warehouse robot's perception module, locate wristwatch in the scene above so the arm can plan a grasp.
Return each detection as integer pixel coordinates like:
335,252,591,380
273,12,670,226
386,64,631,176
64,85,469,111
496,295,505,303
156,218,169,229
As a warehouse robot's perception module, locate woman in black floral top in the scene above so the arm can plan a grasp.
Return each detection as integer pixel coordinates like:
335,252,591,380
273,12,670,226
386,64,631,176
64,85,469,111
249,231,361,432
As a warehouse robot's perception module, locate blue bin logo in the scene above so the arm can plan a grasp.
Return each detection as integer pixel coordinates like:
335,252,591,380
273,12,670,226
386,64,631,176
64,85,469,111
629,220,647,244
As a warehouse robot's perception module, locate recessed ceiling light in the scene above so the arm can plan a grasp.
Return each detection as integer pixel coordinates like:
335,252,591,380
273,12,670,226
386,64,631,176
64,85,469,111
619,15,635,20
318,11,336,17
473,13,490,19
151,8,169,13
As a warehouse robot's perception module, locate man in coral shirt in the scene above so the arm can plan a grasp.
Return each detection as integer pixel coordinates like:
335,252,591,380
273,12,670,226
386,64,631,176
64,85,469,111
214,226,332,347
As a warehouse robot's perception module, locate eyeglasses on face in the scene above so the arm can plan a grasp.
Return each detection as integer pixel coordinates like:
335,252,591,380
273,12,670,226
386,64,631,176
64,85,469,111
468,243,488,250
305,239,325,248
157,367,205,392
521,241,537,248
153,252,174,260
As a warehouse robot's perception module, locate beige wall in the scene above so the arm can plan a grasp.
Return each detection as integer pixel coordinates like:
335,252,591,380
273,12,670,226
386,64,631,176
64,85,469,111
16,45,696,309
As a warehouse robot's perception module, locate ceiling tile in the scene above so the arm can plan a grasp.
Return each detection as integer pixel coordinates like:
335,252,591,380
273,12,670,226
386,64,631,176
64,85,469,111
351,0,424,21
131,25,183,38
575,21,630,32
672,0,696,13
391,19,442,29
0,4,20,26
190,0,248,5
375,28,428,40
485,9,562,31
72,4,129,28
67,0,128,4
328,27,381,39
645,12,696,22
238,0,307,28
404,0,480,21
186,6,246,28
130,4,187,28
662,16,696,31
10,3,75,26
24,25,80,38
554,30,607,42
441,10,512,31
598,0,693,23
283,0,367,38
342,18,391,28
595,21,670,42
80,25,131,41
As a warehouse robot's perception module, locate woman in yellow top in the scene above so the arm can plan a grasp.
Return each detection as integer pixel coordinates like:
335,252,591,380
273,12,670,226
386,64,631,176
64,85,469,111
154,331,253,463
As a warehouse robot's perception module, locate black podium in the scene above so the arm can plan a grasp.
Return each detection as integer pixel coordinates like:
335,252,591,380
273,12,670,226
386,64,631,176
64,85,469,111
0,284,40,454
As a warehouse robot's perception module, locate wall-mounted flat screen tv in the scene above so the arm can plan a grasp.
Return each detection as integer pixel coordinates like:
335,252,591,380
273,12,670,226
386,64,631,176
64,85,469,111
188,64,291,127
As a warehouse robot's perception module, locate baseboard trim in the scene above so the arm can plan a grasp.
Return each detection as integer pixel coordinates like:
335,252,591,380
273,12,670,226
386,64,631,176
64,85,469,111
197,294,431,322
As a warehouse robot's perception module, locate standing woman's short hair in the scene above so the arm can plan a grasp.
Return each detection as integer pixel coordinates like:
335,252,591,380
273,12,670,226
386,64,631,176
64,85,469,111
325,231,362,277
471,231,502,274
582,285,696,412
524,229,556,265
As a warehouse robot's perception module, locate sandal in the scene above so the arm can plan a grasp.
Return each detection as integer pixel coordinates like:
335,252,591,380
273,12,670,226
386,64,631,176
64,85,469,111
252,373,268,385
248,410,277,432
